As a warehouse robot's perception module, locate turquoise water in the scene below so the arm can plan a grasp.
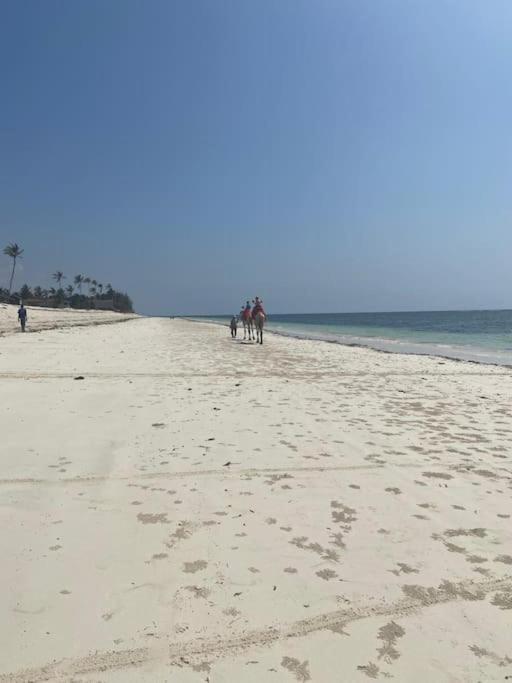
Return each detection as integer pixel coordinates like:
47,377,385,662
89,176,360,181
190,310,512,366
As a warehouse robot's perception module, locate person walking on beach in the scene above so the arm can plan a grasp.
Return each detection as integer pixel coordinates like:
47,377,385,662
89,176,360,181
230,315,238,338
18,304,27,332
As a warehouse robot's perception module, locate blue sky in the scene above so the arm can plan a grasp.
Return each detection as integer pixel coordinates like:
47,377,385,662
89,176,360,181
1,0,511,315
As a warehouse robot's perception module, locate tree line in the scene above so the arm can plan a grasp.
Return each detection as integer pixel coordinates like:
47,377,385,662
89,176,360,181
1,243,134,313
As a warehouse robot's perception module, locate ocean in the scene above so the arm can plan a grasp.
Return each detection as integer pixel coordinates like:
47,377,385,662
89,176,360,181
189,310,512,366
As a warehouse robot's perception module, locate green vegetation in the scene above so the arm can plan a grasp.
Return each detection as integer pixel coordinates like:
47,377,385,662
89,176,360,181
1,244,134,313
3,242,24,294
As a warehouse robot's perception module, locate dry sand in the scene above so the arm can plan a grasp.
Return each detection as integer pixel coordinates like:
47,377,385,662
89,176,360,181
0,303,137,336
1,316,511,682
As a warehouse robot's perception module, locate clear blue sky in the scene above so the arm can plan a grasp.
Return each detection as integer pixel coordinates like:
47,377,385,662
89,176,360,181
1,0,511,315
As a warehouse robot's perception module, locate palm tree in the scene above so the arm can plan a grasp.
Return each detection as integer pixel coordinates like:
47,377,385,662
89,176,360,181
33,286,43,298
20,284,32,300
98,283,103,295
65,284,74,298
52,271,65,287
74,274,83,293
3,242,24,294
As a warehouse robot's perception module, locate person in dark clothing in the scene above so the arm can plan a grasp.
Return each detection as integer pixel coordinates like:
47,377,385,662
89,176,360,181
18,304,27,332
230,315,238,338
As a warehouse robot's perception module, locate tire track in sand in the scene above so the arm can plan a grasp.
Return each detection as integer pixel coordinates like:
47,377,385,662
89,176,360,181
2,575,510,682
0,461,427,487
0,370,507,380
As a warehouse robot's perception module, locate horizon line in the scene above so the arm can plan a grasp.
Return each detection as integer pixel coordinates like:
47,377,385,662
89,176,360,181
164,306,512,318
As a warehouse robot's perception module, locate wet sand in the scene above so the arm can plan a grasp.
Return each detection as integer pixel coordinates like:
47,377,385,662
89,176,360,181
1,317,511,682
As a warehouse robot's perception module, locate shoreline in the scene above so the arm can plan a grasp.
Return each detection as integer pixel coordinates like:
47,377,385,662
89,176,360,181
183,316,512,370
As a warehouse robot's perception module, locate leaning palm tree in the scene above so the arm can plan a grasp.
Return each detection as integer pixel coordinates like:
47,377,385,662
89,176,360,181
74,274,83,293
3,242,24,294
52,271,65,287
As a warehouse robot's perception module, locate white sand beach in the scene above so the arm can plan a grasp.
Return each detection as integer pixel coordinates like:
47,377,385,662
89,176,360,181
0,303,137,336
1,315,511,682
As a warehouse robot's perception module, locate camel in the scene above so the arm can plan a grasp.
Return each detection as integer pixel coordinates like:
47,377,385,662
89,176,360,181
253,311,265,345
242,312,255,340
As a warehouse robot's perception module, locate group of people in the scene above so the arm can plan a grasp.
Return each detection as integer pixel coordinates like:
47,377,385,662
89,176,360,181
230,297,266,340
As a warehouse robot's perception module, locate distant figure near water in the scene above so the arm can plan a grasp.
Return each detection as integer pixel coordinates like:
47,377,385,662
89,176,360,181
18,304,27,332
230,315,238,338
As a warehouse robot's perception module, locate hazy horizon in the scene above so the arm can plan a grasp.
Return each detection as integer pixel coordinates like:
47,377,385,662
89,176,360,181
2,1,512,316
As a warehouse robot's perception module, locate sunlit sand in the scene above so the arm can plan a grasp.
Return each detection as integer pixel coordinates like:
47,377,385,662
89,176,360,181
1,315,511,681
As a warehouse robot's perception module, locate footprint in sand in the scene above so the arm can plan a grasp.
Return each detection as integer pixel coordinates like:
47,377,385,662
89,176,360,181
137,512,169,525
494,555,512,565
316,568,338,581
422,471,453,480
281,656,311,682
183,560,208,573
185,586,210,599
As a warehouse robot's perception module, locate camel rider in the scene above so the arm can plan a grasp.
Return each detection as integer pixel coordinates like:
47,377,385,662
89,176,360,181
243,301,252,321
252,297,266,319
